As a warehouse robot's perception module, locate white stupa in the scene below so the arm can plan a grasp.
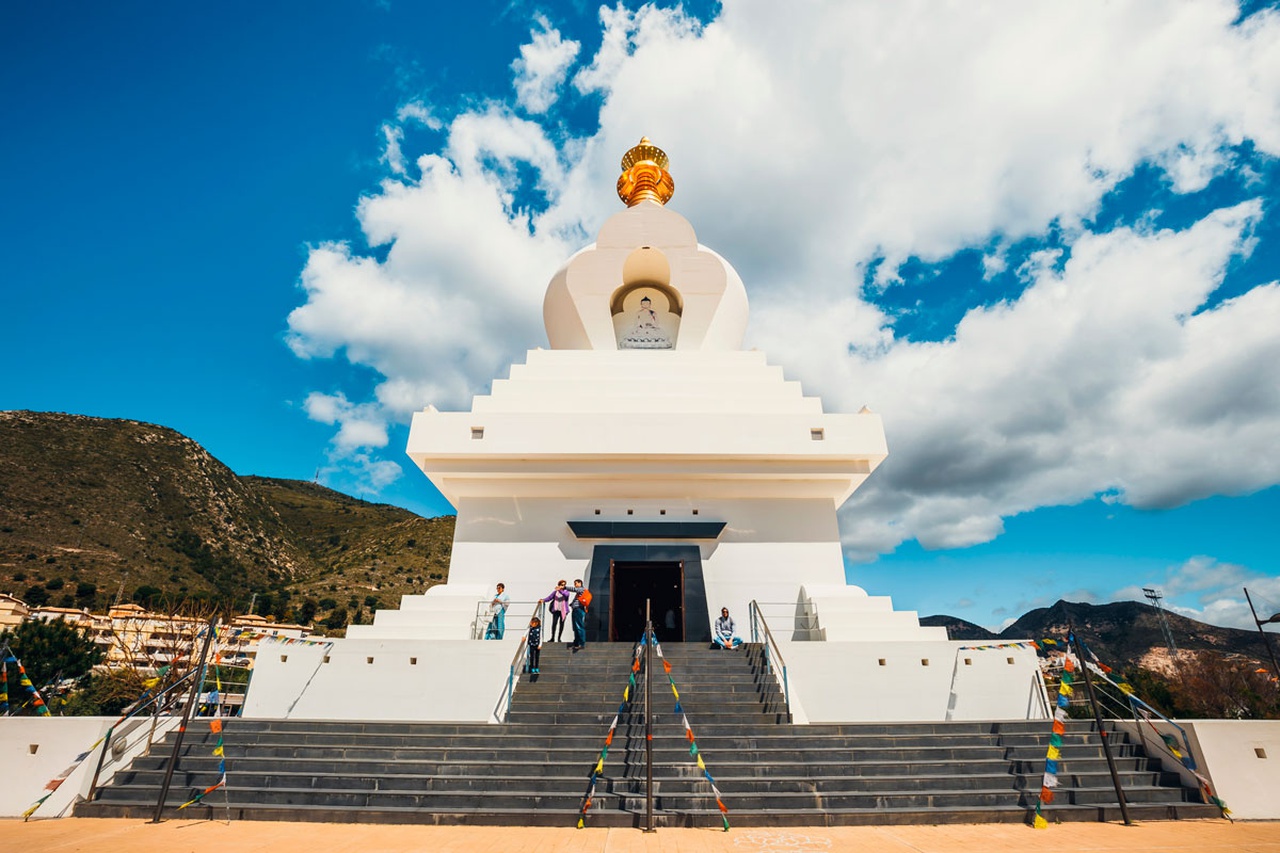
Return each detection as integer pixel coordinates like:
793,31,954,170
244,140,1046,723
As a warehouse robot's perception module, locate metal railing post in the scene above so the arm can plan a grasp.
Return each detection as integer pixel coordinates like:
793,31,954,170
1072,629,1131,826
644,599,655,833
85,724,114,802
748,600,791,722
645,596,655,829
151,616,217,823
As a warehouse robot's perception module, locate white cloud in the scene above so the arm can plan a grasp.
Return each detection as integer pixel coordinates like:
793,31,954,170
379,123,407,175
1112,556,1280,630
303,391,389,451
828,201,1280,558
287,1,1280,526
397,99,441,130
287,113,572,421
511,15,580,114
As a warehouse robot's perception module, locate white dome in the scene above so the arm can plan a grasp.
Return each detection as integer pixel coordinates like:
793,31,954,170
543,201,749,351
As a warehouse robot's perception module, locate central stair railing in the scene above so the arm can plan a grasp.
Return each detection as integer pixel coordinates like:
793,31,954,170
747,600,791,723
498,600,545,721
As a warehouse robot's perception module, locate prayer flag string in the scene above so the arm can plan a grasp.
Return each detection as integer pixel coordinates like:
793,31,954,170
1032,637,1075,829
1076,640,1231,820
181,640,232,815
577,640,645,828
652,638,729,831
956,641,1041,651
3,654,51,716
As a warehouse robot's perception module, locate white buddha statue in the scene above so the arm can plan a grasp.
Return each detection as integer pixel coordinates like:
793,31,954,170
620,296,673,349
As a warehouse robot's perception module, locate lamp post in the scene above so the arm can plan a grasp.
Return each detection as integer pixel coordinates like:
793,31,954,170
1143,587,1180,675
1243,588,1280,684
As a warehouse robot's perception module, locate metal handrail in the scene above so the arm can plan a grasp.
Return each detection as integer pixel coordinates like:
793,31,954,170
474,599,545,640
500,600,546,721
85,667,201,802
748,600,791,722
1079,657,1201,769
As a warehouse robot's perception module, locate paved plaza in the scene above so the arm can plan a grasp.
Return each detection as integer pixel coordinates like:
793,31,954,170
1,818,1276,853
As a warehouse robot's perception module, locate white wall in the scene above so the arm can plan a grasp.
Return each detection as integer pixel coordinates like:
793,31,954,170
778,639,1048,724
1113,719,1280,820
0,714,179,818
241,637,520,722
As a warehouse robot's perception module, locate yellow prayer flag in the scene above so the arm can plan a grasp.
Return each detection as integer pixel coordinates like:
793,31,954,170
1046,746,1060,761
1033,813,1048,829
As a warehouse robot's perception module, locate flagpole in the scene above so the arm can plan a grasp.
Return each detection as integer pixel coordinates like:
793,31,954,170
644,597,655,833
1244,588,1280,683
1071,629,1131,826
151,615,217,823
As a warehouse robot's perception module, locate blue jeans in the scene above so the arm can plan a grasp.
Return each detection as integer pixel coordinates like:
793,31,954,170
571,608,586,648
486,610,505,639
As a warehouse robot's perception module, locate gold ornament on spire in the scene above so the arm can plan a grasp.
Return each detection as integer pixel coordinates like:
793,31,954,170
617,137,675,207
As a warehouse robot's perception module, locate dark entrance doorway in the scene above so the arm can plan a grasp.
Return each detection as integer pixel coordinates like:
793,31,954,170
610,561,684,642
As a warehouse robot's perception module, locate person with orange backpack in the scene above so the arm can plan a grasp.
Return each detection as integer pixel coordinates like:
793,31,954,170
569,579,591,651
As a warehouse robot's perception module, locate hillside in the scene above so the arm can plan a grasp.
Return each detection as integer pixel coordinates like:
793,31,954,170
925,599,1270,674
918,614,998,641
999,599,1265,670
0,411,453,631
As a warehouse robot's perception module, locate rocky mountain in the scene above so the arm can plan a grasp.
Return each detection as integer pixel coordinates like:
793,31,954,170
0,411,453,631
918,614,998,641
925,599,1271,674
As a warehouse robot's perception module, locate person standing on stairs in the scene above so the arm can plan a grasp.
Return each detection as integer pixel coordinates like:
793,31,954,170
541,579,572,643
526,616,542,679
569,579,590,651
486,582,510,639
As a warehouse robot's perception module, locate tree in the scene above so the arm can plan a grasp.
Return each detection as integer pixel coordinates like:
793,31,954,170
322,608,348,631
133,585,164,608
23,584,50,607
0,619,104,710
1171,652,1280,719
296,598,319,625
58,668,150,717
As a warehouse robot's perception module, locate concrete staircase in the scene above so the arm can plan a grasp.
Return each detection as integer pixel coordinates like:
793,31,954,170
76,642,1220,826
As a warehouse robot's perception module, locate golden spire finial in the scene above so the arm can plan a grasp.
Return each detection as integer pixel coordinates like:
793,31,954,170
617,137,674,207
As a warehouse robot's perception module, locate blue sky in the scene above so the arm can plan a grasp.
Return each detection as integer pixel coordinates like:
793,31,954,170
3,1,1279,632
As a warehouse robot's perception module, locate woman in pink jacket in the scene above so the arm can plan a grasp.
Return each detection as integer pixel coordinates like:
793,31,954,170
542,579,572,643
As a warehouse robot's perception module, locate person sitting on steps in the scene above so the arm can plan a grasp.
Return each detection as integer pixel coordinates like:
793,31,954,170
713,607,741,650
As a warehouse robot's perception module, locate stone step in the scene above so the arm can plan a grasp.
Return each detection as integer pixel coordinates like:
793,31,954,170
88,782,1198,814
76,799,1224,828
109,765,1181,796
76,640,1213,827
